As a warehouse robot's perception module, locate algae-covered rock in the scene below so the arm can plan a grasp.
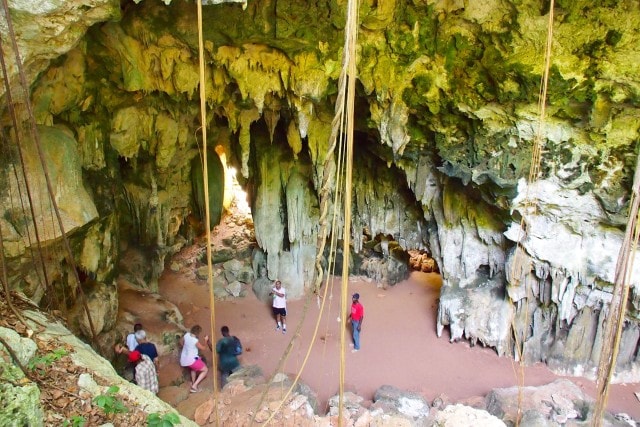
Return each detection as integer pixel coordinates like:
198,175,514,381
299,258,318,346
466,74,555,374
0,375,43,427
0,328,43,426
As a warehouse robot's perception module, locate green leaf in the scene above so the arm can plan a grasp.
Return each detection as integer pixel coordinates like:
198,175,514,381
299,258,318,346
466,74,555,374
106,385,120,395
146,412,180,427
164,413,180,423
93,395,108,408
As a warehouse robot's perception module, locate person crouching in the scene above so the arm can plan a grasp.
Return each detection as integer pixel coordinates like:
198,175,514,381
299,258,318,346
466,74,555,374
128,350,158,394
180,325,209,393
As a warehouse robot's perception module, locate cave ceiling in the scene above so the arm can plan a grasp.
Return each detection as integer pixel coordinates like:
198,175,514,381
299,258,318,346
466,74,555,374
14,0,638,199
1,0,640,375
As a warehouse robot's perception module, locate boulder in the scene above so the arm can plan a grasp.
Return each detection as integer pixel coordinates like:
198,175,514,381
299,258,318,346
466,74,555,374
225,280,243,297
437,277,513,355
372,384,430,420
237,266,256,284
433,404,506,427
485,379,593,425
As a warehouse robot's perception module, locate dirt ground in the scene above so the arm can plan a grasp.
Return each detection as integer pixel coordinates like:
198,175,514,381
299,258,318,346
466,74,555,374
152,268,640,419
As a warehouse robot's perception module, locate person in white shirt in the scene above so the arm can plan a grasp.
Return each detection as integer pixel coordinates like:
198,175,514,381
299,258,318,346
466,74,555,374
126,323,143,352
180,325,209,393
115,322,143,382
269,280,287,334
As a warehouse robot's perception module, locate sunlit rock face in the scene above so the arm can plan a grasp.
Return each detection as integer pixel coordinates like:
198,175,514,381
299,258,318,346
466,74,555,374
0,0,120,95
2,0,640,377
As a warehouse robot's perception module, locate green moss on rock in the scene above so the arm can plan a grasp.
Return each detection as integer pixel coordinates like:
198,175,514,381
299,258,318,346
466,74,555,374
0,357,43,426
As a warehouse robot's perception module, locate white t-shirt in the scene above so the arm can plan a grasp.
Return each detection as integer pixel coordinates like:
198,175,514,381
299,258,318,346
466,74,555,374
126,333,138,352
180,332,199,367
272,286,286,309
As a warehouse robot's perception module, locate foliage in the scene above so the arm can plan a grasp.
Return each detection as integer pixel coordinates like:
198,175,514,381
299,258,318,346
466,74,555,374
28,348,68,374
62,415,86,427
93,386,129,415
162,331,178,351
147,412,181,427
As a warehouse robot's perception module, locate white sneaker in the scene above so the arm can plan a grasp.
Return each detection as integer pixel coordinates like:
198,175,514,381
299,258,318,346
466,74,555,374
276,325,280,330
282,328,287,334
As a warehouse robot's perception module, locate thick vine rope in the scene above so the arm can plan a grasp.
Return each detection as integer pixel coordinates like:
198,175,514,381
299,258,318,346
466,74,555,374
195,0,221,424
248,0,359,424
592,152,640,426
248,88,350,426
0,38,55,310
0,0,98,346
337,0,359,423
507,1,554,425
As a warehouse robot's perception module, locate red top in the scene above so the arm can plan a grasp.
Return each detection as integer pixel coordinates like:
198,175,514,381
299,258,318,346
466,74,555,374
350,302,364,321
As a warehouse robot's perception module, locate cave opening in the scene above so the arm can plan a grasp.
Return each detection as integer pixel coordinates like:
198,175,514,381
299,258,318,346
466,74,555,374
408,249,440,274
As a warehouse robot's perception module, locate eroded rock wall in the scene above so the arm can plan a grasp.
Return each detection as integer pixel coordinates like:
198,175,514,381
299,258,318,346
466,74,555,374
2,0,640,378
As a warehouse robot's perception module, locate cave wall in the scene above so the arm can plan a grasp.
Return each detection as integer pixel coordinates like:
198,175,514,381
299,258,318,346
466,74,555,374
1,0,639,377
0,125,119,346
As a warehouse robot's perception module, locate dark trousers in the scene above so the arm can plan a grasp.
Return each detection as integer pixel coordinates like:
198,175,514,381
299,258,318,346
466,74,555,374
219,365,239,389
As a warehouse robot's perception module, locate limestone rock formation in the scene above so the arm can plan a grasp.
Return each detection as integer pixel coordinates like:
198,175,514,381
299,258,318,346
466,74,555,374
0,309,195,426
372,384,431,421
2,0,640,386
485,379,632,426
433,404,506,427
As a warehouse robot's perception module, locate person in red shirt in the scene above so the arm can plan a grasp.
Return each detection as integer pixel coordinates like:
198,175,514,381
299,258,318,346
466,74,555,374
348,293,364,352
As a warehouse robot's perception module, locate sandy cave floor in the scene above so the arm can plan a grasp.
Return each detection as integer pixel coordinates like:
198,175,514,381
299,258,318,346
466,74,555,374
119,266,640,420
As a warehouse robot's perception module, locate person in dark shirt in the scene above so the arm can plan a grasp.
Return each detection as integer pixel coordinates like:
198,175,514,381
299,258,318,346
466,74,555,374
116,329,159,370
134,330,159,369
213,326,240,388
